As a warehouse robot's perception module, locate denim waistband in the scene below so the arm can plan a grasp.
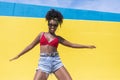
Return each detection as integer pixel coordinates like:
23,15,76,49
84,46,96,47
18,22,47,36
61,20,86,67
40,52,58,57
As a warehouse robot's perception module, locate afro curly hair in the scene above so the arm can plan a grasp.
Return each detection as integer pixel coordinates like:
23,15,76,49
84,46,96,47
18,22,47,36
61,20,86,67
45,9,63,26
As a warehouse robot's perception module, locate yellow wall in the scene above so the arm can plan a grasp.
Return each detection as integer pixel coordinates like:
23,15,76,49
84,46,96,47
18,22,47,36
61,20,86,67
0,16,120,80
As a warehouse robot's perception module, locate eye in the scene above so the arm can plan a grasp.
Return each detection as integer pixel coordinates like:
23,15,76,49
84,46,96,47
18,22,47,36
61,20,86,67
48,23,58,27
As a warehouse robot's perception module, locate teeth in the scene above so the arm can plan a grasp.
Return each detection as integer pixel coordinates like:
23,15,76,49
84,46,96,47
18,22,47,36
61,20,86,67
51,29,54,30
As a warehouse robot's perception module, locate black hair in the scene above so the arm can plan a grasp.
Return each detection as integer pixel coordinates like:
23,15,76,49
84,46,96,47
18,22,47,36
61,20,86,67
45,9,63,26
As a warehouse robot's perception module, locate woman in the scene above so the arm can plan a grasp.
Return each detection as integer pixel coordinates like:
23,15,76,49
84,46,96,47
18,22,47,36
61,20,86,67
10,9,96,80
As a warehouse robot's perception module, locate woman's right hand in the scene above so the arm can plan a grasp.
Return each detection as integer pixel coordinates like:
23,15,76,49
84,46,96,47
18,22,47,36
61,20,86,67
9,55,20,61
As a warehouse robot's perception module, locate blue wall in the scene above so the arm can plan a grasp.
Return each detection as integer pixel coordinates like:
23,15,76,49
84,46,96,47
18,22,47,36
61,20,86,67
0,2,120,22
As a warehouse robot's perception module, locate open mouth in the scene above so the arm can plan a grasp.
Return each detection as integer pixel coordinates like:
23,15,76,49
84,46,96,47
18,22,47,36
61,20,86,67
50,28,55,30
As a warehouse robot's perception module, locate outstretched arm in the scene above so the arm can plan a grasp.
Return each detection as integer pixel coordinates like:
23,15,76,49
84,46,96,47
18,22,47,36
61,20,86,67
58,36,96,49
10,33,41,61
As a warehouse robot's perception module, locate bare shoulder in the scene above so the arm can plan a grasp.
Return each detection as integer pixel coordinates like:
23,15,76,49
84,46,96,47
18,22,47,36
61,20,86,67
56,35,65,43
39,32,44,38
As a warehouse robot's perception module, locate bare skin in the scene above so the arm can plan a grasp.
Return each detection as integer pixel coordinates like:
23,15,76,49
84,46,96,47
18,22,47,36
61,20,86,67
10,19,96,80
34,70,49,80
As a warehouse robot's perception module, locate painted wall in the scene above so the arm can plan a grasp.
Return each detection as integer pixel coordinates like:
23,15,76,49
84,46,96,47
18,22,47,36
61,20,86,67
0,0,120,13
0,1,120,80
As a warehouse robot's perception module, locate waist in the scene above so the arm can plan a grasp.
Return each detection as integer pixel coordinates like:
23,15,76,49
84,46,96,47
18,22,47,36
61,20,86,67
40,52,58,57
40,44,58,48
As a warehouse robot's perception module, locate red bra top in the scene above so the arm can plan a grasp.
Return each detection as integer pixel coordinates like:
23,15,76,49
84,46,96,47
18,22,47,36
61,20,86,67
40,32,59,48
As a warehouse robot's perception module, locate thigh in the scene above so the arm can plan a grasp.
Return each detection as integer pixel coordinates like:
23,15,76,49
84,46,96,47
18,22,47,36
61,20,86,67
34,69,49,80
54,66,72,80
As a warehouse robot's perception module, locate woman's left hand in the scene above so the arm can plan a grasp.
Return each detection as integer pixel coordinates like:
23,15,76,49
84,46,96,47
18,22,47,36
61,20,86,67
88,45,96,49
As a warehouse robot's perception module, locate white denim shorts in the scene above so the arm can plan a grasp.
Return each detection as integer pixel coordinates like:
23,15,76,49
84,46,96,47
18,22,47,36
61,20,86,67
36,52,63,74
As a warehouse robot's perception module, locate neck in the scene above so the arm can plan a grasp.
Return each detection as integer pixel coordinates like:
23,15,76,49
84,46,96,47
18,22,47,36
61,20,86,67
49,31,55,36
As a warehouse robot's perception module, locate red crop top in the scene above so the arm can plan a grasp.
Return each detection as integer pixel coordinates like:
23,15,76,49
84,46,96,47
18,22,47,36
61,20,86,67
40,32,59,48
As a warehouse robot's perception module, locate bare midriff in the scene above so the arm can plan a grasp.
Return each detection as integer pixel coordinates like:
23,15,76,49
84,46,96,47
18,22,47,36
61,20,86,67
40,45,57,54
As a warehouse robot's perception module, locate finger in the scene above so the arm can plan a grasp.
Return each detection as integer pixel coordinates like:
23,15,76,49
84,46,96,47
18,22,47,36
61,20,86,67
9,59,13,61
93,46,96,48
9,57,17,61
9,58,15,61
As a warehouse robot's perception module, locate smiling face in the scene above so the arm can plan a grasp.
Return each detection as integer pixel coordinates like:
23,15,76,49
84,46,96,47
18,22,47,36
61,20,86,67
48,19,59,34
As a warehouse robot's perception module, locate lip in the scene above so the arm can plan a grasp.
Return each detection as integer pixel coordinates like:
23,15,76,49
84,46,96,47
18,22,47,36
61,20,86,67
50,28,55,31
50,27,55,29
50,29,55,30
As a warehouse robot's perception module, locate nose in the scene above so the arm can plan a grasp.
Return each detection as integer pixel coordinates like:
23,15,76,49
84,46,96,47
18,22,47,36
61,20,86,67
51,25,56,28
49,25,53,28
